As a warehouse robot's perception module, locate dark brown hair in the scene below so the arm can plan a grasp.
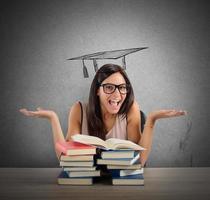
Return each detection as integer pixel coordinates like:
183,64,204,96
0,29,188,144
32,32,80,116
86,64,134,140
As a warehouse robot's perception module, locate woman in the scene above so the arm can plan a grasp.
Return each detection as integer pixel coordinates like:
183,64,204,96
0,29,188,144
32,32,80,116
20,64,186,166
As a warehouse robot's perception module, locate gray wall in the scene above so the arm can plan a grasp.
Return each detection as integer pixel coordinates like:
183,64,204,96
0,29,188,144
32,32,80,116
0,0,209,167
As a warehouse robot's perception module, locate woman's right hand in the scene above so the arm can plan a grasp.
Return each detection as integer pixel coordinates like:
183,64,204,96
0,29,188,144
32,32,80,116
19,107,56,120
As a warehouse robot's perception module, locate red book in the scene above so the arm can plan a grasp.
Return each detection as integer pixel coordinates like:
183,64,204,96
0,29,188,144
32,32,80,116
56,141,96,156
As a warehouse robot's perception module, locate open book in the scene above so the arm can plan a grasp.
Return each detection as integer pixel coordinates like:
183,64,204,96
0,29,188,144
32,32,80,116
71,134,145,151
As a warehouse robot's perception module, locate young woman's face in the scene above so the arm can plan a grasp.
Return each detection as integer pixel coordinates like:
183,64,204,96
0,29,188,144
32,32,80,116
97,72,127,114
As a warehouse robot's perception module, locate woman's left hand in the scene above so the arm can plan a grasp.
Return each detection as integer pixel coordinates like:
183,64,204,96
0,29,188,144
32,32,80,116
148,109,187,122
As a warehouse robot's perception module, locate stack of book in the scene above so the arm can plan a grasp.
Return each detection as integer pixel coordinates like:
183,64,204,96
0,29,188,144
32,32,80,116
56,141,100,185
71,134,145,185
99,150,144,185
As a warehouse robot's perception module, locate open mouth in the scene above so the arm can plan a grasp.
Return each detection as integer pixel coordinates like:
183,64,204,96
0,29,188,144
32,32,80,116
108,100,121,107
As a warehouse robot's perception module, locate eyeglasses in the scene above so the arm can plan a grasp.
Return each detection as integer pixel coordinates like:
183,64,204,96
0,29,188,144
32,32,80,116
100,83,130,94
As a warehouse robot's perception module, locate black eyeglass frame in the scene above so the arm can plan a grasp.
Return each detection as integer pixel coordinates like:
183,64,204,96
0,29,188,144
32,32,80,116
100,83,130,94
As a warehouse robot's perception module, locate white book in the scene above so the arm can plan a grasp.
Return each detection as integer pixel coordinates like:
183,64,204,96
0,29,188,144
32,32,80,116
58,171,93,185
121,168,144,176
101,150,136,159
111,168,144,177
72,134,145,150
67,170,101,177
60,155,94,161
63,166,97,171
60,161,94,167
112,178,144,185
112,174,144,186
107,163,142,169
97,153,140,166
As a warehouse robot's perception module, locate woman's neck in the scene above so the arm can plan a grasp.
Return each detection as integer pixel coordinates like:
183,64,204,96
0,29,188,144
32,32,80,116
101,106,117,120
103,112,116,120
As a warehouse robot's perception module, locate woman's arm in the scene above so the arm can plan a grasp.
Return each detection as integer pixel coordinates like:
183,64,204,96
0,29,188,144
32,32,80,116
65,101,82,140
139,110,186,166
127,102,186,167
20,102,82,159
20,108,65,158
127,101,141,143
138,114,155,167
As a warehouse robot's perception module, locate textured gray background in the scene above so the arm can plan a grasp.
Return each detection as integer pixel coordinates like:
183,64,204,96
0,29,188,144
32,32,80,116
0,0,209,167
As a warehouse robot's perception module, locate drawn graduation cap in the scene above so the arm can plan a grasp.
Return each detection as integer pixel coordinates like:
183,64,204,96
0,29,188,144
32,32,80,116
67,47,148,78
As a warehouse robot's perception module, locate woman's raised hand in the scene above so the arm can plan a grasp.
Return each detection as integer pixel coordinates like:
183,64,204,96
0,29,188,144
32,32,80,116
149,109,187,122
19,107,56,120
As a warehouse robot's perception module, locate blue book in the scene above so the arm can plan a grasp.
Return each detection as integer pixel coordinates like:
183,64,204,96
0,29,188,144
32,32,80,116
97,152,140,166
112,174,144,185
106,159,142,169
110,168,144,177
101,150,137,159
57,170,93,185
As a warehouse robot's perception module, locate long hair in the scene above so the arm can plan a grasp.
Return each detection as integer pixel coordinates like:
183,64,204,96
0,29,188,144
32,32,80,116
86,64,134,140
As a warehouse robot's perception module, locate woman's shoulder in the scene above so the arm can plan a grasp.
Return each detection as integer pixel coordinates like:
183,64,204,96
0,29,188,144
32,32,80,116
127,100,140,121
129,100,140,112
70,101,81,110
69,101,88,113
68,101,84,125
68,101,81,113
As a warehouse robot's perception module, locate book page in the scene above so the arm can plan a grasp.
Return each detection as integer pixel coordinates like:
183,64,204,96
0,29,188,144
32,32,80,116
71,134,108,149
105,138,145,150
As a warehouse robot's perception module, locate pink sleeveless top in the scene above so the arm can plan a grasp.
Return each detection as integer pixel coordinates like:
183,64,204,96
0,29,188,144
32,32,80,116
80,102,127,140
